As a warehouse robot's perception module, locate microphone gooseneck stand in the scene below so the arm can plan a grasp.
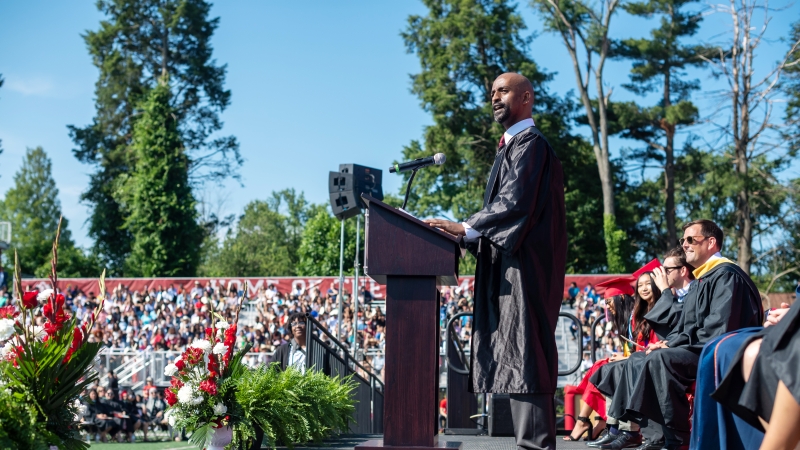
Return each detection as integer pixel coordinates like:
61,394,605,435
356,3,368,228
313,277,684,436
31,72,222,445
401,169,418,210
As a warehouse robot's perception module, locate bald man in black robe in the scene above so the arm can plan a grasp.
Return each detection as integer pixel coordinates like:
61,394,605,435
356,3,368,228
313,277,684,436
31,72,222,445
425,73,567,450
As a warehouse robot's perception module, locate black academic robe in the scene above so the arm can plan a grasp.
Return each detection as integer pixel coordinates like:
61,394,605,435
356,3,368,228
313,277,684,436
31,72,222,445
598,261,762,437
465,126,567,395
713,292,800,431
645,288,685,341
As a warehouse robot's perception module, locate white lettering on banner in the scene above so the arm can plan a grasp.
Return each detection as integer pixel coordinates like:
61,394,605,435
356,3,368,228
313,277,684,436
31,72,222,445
246,279,264,292
457,278,473,293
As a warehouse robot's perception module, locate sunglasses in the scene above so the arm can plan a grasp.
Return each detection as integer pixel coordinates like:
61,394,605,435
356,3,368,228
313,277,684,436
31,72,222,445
663,265,684,273
290,321,306,328
679,235,707,246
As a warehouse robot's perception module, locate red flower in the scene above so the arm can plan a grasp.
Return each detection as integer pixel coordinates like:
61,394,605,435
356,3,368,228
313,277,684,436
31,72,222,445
22,291,38,309
164,388,178,406
63,326,85,364
170,377,184,389
43,321,62,336
175,359,186,371
184,347,204,365
199,378,218,396
0,306,18,319
205,327,213,338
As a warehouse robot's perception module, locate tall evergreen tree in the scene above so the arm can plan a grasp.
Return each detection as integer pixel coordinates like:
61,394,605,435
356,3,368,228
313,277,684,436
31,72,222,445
401,0,608,273
69,0,241,274
612,0,706,250
0,147,97,277
118,80,203,277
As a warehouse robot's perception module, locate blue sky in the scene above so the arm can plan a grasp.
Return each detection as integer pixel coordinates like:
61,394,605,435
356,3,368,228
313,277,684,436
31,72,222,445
1,0,797,248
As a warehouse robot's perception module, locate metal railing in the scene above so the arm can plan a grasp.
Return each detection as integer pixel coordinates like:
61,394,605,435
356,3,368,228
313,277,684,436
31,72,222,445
304,313,384,434
96,350,272,391
444,312,584,377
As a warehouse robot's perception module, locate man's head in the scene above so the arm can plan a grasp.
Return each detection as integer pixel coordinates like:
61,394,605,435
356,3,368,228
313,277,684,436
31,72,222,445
681,219,723,266
663,246,695,289
491,73,534,128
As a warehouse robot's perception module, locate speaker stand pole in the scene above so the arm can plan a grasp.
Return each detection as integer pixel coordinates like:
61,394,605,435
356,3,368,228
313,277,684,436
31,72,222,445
351,213,361,357
336,217,345,341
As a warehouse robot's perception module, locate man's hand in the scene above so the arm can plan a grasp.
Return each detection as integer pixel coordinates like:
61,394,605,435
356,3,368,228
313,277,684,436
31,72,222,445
423,219,466,237
765,303,791,327
646,340,669,355
652,267,671,293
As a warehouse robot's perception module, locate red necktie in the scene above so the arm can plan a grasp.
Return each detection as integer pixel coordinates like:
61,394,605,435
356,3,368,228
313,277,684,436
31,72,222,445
498,135,505,149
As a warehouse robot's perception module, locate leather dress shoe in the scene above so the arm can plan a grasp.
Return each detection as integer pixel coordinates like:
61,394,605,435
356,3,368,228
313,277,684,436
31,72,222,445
598,432,643,449
658,445,688,450
586,430,615,448
632,440,664,450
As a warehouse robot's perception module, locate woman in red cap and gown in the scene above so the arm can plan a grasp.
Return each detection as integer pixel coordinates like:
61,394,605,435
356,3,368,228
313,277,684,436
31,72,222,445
565,264,662,442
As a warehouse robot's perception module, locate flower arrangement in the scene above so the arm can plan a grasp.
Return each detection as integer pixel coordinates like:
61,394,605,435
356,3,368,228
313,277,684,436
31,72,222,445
163,287,251,449
0,220,106,449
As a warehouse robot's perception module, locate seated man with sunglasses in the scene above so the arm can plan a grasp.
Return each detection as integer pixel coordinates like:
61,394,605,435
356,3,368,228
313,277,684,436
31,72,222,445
269,312,308,373
591,219,762,450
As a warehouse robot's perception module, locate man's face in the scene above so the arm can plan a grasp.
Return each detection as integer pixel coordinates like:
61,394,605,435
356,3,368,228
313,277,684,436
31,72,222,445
664,256,685,287
682,225,716,265
491,75,528,125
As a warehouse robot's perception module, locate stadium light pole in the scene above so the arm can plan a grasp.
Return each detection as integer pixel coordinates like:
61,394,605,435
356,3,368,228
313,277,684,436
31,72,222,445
336,218,345,342
351,214,361,358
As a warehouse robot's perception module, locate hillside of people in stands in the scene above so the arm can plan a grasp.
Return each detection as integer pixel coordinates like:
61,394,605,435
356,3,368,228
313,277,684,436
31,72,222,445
2,280,475,377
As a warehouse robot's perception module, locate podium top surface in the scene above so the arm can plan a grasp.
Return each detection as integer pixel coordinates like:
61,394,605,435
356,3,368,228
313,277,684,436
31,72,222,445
361,194,462,245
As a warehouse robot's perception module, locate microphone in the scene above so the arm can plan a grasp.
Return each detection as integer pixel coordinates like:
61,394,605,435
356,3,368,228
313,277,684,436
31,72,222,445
389,153,446,173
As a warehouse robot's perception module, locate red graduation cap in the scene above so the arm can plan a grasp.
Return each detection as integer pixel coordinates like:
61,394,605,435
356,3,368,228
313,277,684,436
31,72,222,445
633,258,662,278
596,277,635,298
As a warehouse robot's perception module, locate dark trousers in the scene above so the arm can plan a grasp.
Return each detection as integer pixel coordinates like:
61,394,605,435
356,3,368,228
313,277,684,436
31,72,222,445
508,394,555,450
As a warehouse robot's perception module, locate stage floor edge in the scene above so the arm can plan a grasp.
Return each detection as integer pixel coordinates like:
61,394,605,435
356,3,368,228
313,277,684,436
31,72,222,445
269,433,593,450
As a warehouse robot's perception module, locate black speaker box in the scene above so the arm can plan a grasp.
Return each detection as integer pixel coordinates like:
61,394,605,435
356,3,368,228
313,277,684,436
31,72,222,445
329,191,360,220
329,171,354,194
488,394,514,437
339,164,383,205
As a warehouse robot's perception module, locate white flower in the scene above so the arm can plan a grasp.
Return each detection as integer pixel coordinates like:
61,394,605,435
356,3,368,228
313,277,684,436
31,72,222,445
189,339,212,353
31,326,46,341
215,320,230,329
212,343,228,355
191,395,204,405
164,364,178,377
213,402,227,415
0,342,13,357
37,289,53,303
177,385,195,404
0,319,15,341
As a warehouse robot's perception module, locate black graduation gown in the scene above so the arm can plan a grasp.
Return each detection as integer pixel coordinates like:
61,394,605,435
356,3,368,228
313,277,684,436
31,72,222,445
712,293,800,430
645,288,685,341
598,262,762,435
465,126,567,395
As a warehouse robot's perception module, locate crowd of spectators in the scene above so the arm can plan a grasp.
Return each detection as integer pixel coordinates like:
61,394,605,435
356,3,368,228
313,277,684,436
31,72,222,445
565,281,626,375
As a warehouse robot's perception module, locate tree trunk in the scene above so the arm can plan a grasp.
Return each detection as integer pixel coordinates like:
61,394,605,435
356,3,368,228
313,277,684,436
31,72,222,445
663,70,677,249
664,131,677,249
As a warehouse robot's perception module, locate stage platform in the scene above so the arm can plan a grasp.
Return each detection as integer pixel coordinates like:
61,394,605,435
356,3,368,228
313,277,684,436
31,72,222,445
274,434,592,450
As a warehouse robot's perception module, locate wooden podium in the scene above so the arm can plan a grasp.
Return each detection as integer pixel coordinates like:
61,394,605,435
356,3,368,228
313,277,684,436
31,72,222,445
358,195,463,450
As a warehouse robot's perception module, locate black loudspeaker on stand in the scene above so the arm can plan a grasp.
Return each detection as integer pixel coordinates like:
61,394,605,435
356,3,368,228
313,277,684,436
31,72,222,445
329,164,383,220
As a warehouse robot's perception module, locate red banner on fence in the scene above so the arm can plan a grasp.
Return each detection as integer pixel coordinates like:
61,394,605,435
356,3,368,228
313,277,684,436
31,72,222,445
20,274,621,299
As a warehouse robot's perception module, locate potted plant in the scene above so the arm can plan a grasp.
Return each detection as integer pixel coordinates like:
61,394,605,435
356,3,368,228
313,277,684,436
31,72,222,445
163,291,250,449
0,222,106,449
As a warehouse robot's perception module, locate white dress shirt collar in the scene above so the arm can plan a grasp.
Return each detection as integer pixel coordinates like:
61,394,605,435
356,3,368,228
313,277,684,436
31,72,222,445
675,280,694,303
503,118,535,146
